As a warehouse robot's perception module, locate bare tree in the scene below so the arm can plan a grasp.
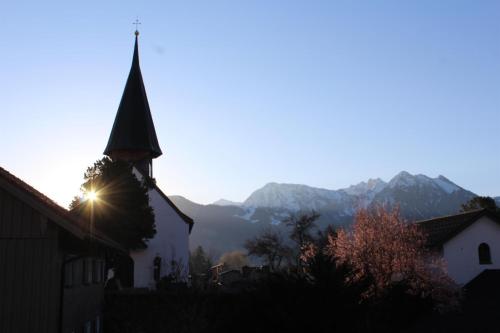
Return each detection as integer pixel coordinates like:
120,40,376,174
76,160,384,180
461,196,499,213
245,228,292,271
284,211,320,269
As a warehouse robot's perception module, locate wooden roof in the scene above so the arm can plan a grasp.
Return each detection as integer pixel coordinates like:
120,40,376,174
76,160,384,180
0,166,125,252
104,33,162,159
416,209,500,248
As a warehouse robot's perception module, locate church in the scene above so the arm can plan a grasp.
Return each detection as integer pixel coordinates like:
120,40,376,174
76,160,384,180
103,30,193,288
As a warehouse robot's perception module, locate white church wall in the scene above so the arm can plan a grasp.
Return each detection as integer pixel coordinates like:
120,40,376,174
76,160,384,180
443,216,500,285
130,169,190,289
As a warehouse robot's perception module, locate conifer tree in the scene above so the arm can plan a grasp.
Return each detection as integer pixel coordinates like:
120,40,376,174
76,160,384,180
70,157,156,250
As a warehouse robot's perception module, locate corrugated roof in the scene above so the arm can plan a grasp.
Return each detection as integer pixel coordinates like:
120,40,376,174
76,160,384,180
103,33,162,158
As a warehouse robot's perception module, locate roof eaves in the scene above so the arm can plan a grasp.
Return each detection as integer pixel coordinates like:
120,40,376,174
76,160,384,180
417,209,499,247
0,174,86,239
0,166,127,252
415,209,486,225
133,167,194,232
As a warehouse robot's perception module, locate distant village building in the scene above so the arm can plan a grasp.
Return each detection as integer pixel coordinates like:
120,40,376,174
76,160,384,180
103,30,193,288
0,166,125,333
210,263,225,284
418,209,500,285
209,264,269,290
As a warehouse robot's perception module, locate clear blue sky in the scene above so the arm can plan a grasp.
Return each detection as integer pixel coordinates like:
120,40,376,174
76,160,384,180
1,0,499,206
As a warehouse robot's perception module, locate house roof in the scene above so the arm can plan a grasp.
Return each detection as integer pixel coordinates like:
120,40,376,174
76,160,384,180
416,209,500,248
103,32,162,159
0,166,126,253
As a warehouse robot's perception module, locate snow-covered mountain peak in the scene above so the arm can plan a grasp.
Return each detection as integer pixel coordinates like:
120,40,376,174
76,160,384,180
243,182,344,212
343,178,387,196
387,171,461,194
237,172,471,216
433,175,460,194
388,171,418,188
367,178,385,188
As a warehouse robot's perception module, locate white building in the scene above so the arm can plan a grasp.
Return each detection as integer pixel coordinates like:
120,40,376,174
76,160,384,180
417,209,500,285
103,30,193,288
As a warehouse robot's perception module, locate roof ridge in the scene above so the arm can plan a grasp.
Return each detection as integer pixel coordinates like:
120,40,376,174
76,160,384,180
0,166,125,252
416,208,486,224
132,167,194,231
0,166,69,213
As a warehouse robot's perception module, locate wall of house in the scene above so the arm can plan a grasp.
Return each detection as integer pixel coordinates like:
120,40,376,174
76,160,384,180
61,256,106,333
0,185,110,333
443,216,500,285
130,186,190,289
0,188,61,333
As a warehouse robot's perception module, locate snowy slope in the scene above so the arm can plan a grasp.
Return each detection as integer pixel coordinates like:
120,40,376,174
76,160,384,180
374,171,474,219
238,171,474,220
243,182,348,212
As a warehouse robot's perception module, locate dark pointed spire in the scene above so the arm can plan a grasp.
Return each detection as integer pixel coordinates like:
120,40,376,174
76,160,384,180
104,32,163,160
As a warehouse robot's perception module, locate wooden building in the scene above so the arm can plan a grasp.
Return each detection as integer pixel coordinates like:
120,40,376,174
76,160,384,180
0,166,125,333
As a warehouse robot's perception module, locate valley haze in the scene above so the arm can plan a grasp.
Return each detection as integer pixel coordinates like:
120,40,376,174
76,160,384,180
170,171,499,258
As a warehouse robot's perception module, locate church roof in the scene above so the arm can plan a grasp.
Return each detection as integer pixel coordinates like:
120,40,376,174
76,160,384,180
416,209,500,248
133,167,194,233
104,32,162,158
153,183,194,233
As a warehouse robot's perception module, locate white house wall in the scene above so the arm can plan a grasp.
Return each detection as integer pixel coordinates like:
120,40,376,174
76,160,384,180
443,216,500,285
130,169,190,288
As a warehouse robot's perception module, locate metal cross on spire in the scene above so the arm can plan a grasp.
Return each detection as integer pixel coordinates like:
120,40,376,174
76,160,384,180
133,18,141,36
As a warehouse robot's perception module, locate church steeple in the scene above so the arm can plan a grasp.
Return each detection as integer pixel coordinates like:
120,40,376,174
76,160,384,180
104,31,162,176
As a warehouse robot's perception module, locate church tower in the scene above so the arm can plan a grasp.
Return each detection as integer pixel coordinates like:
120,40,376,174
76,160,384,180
103,30,193,288
104,30,162,177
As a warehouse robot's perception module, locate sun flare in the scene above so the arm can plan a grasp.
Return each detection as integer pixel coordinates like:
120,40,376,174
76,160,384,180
85,190,98,202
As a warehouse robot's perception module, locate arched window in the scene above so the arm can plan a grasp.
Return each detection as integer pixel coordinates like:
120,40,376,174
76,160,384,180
478,243,492,265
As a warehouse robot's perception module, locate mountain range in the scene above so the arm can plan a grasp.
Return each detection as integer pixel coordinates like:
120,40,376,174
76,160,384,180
170,171,497,258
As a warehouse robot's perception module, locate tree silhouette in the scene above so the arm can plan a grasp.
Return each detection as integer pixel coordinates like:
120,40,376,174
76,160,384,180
245,212,320,272
461,196,499,213
70,157,156,250
189,246,213,275
245,228,291,271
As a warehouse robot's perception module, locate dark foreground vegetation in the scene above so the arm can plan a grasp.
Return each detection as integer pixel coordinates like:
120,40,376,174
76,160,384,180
104,273,435,333
103,261,500,333
104,208,459,333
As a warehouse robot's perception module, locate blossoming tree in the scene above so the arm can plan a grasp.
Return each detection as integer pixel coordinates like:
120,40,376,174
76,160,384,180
325,206,458,308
